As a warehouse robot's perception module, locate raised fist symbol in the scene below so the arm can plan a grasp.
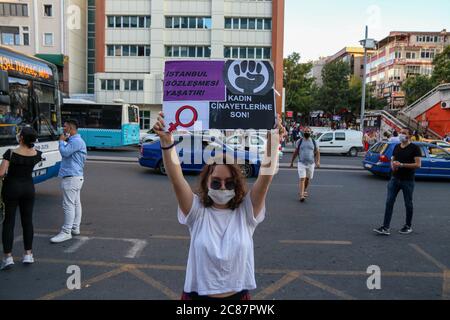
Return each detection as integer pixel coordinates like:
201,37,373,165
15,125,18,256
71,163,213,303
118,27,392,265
234,61,266,94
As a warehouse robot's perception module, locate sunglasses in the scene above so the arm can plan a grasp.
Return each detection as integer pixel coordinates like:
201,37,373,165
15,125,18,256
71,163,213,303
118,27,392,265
210,179,236,190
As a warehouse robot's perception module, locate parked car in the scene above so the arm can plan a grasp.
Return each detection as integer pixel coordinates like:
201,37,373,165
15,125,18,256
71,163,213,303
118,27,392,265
363,142,450,179
225,132,283,159
139,129,158,144
422,139,450,152
139,134,261,178
316,130,364,157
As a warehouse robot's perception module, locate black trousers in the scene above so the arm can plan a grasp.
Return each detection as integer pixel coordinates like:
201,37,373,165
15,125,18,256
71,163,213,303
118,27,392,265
2,179,35,254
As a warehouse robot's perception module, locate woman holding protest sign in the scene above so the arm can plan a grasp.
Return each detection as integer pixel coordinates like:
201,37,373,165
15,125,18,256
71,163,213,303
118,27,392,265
153,112,284,300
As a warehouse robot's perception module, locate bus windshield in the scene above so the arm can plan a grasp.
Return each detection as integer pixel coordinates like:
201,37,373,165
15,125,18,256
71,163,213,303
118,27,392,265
0,77,57,144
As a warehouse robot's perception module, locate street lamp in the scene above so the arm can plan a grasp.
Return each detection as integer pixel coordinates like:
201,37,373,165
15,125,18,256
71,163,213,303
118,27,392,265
359,26,377,133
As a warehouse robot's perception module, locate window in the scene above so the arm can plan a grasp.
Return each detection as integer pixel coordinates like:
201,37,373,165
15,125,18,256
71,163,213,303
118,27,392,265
139,110,151,130
107,45,150,57
44,4,52,17
256,18,264,30
130,16,138,28
0,26,20,45
165,46,210,58
320,133,333,142
100,79,120,91
23,32,29,46
124,79,144,91
0,3,28,17
335,132,346,141
240,18,248,29
44,33,53,46
166,16,211,29
225,18,232,29
123,16,130,28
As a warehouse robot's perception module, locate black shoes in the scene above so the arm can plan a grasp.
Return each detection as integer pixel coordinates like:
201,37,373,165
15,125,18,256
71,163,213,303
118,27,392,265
399,225,413,235
373,226,391,235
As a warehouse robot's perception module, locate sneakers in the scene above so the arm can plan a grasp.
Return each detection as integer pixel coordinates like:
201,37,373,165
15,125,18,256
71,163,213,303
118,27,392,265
373,226,391,235
22,254,34,264
50,231,72,243
399,225,413,235
1,256,14,270
71,229,81,236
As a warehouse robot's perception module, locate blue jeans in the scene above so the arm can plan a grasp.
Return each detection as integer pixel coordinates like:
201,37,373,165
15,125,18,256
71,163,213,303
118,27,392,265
383,177,415,228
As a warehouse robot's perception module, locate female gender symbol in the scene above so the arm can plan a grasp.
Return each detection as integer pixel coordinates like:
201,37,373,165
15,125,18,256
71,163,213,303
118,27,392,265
168,105,198,132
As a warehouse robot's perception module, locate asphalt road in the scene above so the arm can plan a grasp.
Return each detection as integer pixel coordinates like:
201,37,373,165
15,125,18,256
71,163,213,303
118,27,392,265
1,161,449,300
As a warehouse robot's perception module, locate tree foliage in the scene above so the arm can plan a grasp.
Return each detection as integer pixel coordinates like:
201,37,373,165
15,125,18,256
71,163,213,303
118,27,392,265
283,52,315,116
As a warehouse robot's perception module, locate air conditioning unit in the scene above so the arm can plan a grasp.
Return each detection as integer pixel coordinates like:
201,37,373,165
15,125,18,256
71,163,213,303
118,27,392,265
442,100,450,109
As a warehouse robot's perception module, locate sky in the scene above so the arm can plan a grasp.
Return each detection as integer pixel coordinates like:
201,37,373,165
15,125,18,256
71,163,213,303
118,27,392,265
284,0,450,62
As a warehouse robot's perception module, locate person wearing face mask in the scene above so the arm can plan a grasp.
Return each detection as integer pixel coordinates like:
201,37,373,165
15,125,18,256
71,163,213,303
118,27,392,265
0,127,42,270
374,128,422,236
289,127,320,202
153,112,283,300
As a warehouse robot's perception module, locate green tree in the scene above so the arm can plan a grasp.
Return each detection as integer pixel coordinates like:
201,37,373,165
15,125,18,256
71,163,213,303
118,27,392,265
402,75,435,105
431,45,450,85
317,61,351,114
283,52,315,117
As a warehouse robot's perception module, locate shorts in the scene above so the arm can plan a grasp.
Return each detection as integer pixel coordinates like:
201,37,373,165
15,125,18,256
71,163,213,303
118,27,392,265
298,163,315,179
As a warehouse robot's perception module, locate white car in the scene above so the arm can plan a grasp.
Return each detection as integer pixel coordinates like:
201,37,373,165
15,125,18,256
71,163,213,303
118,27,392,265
225,133,283,158
316,129,364,157
140,129,158,144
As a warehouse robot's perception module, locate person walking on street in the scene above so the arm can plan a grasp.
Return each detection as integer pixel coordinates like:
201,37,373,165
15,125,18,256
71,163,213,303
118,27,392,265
374,128,422,236
153,112,284,300
51,120,87,243
0,127,42,270
389,131,400,144
289,127,320,202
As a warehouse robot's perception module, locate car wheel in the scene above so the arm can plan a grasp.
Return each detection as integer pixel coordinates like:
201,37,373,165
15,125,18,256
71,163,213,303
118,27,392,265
348,147,358,157
240,163,253,178
158,161,167,175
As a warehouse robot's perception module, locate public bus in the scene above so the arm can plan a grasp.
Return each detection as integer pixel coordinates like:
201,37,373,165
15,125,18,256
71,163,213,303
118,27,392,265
61,99,140,148
0,45,62,184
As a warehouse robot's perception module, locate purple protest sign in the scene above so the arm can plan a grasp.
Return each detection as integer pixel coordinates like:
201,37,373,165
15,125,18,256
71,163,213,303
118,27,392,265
163,61,226,101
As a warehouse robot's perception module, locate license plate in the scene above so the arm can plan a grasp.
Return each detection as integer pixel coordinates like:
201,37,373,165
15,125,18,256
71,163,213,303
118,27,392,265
365,164,373,169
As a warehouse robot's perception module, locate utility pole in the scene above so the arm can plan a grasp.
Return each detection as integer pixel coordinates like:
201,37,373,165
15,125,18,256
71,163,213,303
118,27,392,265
359,26,376,133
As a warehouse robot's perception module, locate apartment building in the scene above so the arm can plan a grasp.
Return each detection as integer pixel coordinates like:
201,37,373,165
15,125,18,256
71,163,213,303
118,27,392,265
327,47,376,80
366,30,449,110
0,0,87,95
91,0,284,130
309,56,328,86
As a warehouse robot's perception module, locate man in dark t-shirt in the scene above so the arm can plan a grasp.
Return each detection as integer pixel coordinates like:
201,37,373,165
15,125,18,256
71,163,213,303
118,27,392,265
374,128,422,236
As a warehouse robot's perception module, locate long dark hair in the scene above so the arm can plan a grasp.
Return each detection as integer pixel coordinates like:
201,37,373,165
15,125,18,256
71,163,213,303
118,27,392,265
197,158,247,210
19,127,38,148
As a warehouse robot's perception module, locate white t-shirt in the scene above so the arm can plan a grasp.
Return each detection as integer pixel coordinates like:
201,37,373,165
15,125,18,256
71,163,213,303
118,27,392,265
178,192,265,296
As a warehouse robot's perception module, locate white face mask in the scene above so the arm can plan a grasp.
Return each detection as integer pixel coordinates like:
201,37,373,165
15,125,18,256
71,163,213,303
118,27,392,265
16,134,21,144
208,188,236,205
399,134,408,143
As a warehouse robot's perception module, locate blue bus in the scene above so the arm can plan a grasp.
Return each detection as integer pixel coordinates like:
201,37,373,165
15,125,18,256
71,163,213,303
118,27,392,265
0,45,62,184
61,99,140,148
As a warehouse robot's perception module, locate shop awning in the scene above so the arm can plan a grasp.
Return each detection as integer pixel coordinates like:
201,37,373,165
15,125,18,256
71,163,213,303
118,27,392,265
35,54,65,67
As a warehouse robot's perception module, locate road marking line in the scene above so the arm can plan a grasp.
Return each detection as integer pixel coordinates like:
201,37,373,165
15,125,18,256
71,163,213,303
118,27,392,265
64,236,90,253
37,266,128,300
127,268,179,300
409,244,448,271
124,240,148,259
443,270,450,300
298,274,356,300
254,272,300,300
35,228,94,235
280,240,352,245
149,235,190,240
33,233,147,259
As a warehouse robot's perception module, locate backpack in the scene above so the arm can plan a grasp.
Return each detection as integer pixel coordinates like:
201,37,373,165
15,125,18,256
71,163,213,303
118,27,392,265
296,138,318,154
